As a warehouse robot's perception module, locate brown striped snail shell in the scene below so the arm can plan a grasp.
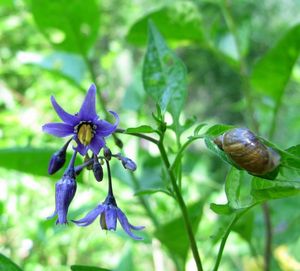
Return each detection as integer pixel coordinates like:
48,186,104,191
214,128,281,175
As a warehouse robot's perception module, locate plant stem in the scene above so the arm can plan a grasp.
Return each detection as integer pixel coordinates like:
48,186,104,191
158,139,203,271
262,203,272,271
115,128,159,145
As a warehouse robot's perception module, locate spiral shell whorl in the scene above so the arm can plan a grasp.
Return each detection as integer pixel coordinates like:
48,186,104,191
214,128,280,175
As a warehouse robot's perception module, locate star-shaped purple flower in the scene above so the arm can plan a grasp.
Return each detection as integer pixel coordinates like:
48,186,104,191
73,195,145,240
42,84,119,156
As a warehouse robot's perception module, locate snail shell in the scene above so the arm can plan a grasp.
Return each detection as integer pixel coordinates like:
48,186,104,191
214,128,281,175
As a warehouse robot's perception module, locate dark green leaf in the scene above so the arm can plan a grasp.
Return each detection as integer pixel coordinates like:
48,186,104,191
281,145,300,170
71,265,111,271
0,254,22,271
232,209,254,243
251,24,300,103
126,2,204,46
143,21,187,124
126,125,155,134
154,200,204,269
0,147,75,180
30,0,100,55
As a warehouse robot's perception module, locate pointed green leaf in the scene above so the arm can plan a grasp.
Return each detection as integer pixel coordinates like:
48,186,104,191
126,125,155,134
251,24,300,103
0,254,22,271
143,21,187,122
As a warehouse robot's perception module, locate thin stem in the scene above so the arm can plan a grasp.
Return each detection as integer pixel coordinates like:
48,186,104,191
262,203,272,271
158,139,203,271
105,159,113,196
213,214,240,271
65,150,77,177
115,128,159,145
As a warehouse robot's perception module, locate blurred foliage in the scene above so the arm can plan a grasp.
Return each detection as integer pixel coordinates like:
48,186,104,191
1,0,300,271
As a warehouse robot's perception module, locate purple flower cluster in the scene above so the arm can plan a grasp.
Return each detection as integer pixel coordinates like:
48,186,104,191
43,84,143,240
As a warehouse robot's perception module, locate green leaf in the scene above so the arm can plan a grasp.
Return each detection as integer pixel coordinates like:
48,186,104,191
0,254,22,271
0,147,73,179
126,2,204,46
203,124,234,137
281,145,300,170
30,0,100,55
125,125,155,134
154,200,204,269
71,265,111,271
210,203,234,215
251,24,300,103
251,177,300,200
232,209,254,243
225,167,242,209
18,51,86,84
143,21,187,123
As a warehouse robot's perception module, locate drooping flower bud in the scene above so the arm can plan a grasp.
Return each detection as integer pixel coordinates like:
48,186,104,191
47,171,77,224
120,156,137,171
93,155,103,182
47,150,77,224
48,138,72,175
103,146,112,161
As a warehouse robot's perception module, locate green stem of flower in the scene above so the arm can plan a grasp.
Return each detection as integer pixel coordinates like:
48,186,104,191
115,128,159,145
158,138,203,271
105,159,114,196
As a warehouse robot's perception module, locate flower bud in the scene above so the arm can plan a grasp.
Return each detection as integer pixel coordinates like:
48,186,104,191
121,157,137,171
48,139,71,175
103,147,112,161
48,172,77,224
48,149,66,175
93,156,103,182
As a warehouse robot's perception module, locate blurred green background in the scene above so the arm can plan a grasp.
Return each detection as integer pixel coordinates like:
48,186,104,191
1,0,300,270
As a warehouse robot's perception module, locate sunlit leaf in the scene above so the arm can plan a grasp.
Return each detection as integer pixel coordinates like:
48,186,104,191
30,0,100,55
0,254,22,271
126,125,155,134
17,51,86,84
143,21,187,125
126,2,204,45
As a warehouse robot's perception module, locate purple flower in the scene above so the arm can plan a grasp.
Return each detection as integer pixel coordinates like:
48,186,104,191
73,195,144,240
42,84,119,156
47,171,77,224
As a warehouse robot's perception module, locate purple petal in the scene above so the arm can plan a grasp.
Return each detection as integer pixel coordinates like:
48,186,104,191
51,96,78,125
78,84,97,120
89,136,105,155
42,123,74,137
73,205,104,227
105,206,117,230
129,224,145,230
117,208,143,240
95,111,119,137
